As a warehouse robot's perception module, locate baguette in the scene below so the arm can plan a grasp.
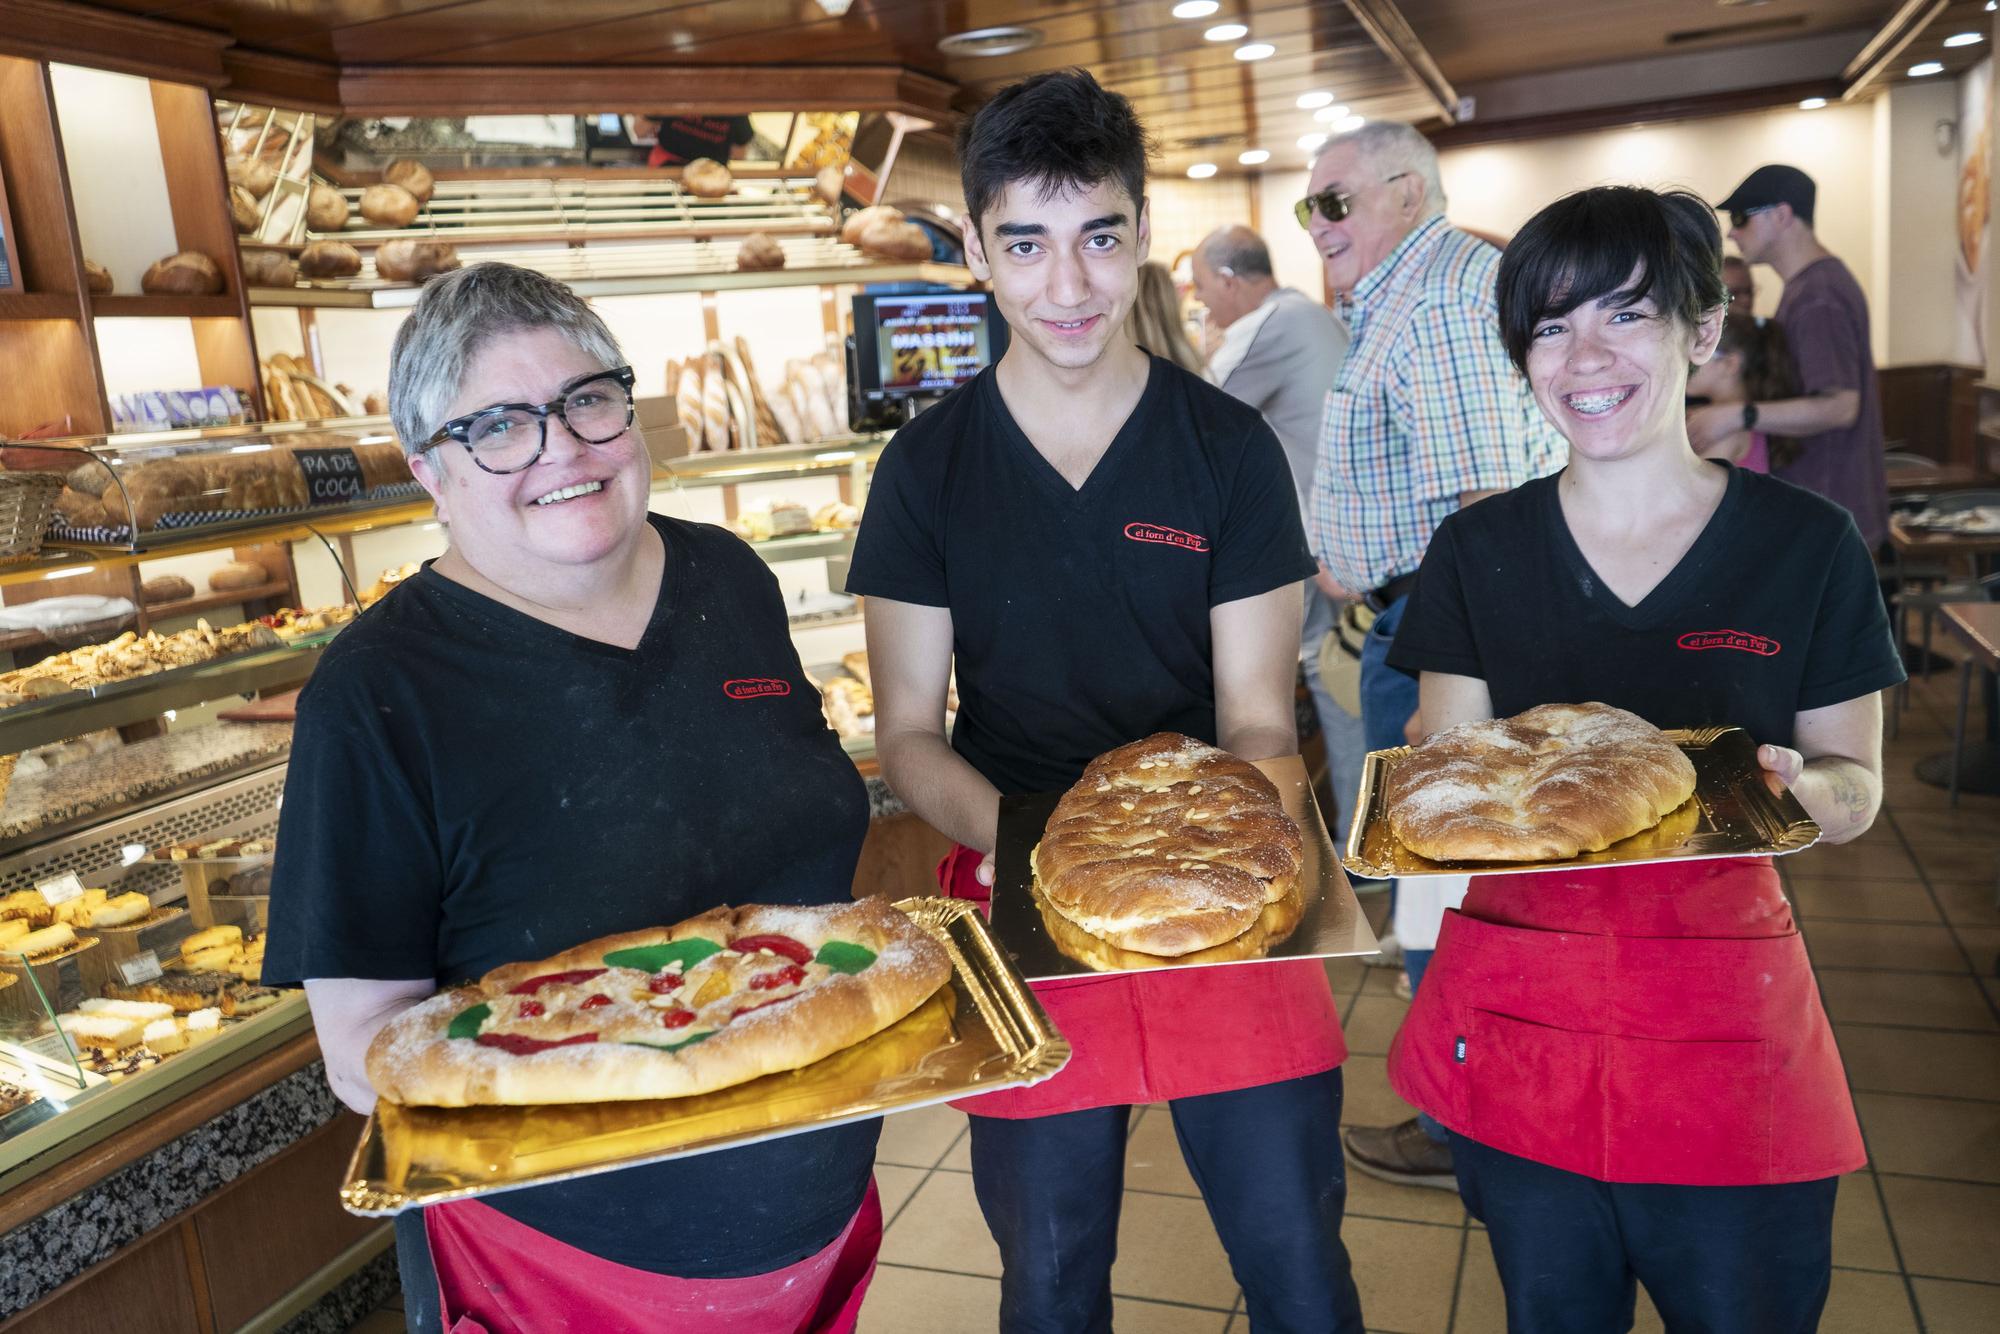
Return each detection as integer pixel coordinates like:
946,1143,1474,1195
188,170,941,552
675,363,704,447
701,353,730,453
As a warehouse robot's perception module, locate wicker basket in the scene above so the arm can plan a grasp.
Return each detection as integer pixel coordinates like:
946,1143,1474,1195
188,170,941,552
0,471,66,561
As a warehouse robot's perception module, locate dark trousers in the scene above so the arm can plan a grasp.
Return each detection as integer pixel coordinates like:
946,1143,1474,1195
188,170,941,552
1452,1133,1838,1334
966,1068,1364,1334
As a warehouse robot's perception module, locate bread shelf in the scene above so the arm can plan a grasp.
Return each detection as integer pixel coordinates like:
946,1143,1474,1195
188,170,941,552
140,580,293,622
89,295,240,319
0,293,85,321
660,436,887,482
251,261,974,309
738,529,858,564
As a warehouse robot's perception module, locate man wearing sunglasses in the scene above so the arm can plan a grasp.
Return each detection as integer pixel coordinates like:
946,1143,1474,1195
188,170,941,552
1693,165,1887,553
1302,120,1563,1194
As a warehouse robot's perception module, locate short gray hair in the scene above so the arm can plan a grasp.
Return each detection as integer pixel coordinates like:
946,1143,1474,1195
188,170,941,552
1315,120,1445,219
388,263,624,455
1196,225,1273,280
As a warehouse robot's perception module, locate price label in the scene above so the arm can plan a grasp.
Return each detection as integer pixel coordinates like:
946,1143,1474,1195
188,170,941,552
36,872,85,906
117,950,163,985
295,446,367,505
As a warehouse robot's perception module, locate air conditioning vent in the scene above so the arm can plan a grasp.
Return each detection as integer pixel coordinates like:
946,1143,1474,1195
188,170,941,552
938,27,1045,58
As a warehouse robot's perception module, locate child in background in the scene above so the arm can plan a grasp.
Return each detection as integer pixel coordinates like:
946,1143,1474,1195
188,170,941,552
1686,311,1798,473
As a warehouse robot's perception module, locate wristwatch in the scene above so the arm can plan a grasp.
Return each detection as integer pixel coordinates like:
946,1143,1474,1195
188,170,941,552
1741,403,1759,431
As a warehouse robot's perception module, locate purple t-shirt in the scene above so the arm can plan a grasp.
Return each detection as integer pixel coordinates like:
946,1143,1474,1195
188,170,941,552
1773,257,1888,548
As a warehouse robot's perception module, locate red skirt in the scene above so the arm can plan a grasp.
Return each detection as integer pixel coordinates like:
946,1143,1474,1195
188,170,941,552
424,1180,882,1334
1388,859,1864,1186
936,844,1346,1118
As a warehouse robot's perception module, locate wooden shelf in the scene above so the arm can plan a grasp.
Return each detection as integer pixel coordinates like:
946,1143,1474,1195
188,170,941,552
0,293,84,320
141,580,292,622
90,294,240,319
251,261,975,308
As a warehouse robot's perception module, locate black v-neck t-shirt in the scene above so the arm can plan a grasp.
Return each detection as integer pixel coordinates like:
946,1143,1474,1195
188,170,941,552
847,356,1317,794
1386,465,1903,746
263,514,875,1276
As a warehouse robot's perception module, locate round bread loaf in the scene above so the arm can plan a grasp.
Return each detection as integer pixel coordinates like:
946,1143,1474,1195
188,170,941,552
240,248,298,287
207,560,268,592
84,259,113,294
383,159,435,204
297,241,362,278
141,251,224,295
736,232,786,271
857,218,932,262
681,157,734,198
230,185,262,233
1034,733,1303,956
375,238,460,283
1385,702,1698,862
306,181,349,232
141,574,194,604
227,154,277,198
360,183,420,228
839,204,903,247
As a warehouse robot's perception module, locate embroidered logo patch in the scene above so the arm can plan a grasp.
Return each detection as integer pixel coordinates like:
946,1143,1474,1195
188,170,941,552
1676,629,1781,656
1123,521,1209,553
723,678,792,699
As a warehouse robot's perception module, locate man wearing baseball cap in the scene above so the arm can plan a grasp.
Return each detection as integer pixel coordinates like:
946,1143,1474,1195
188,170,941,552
1690,164,1888,550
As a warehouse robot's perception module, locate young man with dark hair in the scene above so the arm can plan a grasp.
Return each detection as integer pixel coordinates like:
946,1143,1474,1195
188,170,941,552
848,70,1365,1334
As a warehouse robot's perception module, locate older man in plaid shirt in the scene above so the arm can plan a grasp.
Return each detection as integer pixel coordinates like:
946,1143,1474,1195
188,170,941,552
1302,120,1562,1189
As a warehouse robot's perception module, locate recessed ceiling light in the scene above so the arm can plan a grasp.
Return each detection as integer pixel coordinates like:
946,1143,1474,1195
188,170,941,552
1298,132,1327,151
1988,1,1996,12
1798,97,1827,110
1234,42,1275,61
1313,104,1351,123
1334,114,1366,132
1945,32,1984,47
1172,1,1220,17
937,25,1044,57
1238,148,1271,165
1187,162,1218,178
1204,23,1248,41
1297,91,1334,109
1910,61,1945,76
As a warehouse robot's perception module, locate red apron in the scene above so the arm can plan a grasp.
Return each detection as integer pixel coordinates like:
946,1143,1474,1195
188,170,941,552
424,1180,882,1334
1388,857,1864,1186
936,844,1346,1118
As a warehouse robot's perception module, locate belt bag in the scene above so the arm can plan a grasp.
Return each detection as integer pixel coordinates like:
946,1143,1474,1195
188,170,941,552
1316,601,1372,716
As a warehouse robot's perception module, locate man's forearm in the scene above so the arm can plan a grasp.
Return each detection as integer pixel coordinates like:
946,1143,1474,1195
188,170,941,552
1789,755,1881,845
877,727,1004,854
1219,720,1298,764
1752,391,1860,438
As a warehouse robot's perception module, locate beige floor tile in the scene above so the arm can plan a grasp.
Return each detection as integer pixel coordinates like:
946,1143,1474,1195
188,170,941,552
1933,879,2000,929
1817,969,1999,1031
1123,1105,1201,1197
1323,955,1367,997
878,1171,1003,1277
1342,1153,1467,1226
1856,1093,2000,1184
1341,994,1409,1058
1339,1055,1421,1128
1110,1297,1235,1332
876,1102,968,1169
1895,810,2000,850
939,1133,973,1172
1111,1190,1240,1310
1920,842,2000,882
1911,1276,2000,1334
1801,921,1970,972
1341,1216,1461,1334
1831,1173,1900,1272
858,1265,998,1333
1787,840,1921,880
1789,878,1941,923
1880,1176,2000,1282
1817,1268,1920,1334
875,1164,929,1222
1837,1026,2000,1099
1450,1237,1507,1334
1358,965,1408,998
1951,923,2000,963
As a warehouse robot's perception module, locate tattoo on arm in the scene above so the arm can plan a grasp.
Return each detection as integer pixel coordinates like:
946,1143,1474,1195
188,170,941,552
1806,757,1878,838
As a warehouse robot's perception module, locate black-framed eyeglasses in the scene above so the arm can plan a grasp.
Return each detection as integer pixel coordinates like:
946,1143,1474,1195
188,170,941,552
418,366,637,474
1727,204,1779,230
1293,173,1409,229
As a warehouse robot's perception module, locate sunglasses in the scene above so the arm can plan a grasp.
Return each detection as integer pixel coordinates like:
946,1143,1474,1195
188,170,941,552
1293,173,1409,229
1727,204,1779,230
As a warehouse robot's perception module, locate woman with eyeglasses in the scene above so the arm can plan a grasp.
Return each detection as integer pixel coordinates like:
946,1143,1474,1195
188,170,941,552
1381,187,1902,1332
262,264,882,1334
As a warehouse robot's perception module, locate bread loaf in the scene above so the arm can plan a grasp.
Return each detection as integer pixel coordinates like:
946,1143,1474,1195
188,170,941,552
207,561,268,592
681,158,733,198
736,232,786,271
675,363,703,447
383,159,435,205
858,218,932,262
815,164,845,205
230,185,262,233
839,204,903,246
84,260,113,295
360,183,420,228
239,249,297,287
54,488,107,529
141,252,224,296
141,574,194,604
227,154,277,198
701,354,730,453
375,239,459,283
306,181,349,232
297,241,362,279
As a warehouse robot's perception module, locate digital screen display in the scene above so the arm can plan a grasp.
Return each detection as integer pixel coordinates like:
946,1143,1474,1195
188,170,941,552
869,294,996,394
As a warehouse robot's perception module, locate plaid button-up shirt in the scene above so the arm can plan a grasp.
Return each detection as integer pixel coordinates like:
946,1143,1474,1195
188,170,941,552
1310,216,1564,595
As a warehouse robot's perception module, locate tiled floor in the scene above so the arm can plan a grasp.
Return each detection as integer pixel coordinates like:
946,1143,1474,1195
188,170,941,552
353,668,1999,1332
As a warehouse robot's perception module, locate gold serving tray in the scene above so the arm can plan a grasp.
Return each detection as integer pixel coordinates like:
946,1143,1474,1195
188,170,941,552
1342,726,1821,880
340,898,1070,1216
990,755,1379,981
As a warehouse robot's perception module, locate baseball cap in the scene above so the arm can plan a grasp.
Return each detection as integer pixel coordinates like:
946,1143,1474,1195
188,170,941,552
1716,165,1815,224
